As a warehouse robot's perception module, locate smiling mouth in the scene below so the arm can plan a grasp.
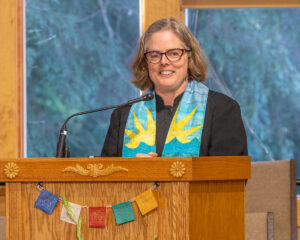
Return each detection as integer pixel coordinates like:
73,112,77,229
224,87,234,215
160,70,174,76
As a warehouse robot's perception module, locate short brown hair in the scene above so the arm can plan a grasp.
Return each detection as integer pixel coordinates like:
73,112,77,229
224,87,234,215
131,18,207,91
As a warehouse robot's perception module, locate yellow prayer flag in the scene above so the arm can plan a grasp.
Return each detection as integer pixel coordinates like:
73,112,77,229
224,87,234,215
135,189,158,215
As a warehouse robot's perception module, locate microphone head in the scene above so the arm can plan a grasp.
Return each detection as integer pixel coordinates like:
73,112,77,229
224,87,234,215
144,92,154,101
127,92,155,105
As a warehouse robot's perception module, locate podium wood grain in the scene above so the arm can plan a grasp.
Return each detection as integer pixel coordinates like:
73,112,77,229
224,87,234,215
0,156,249,182
190,181,245,240
20,182,189,240
6,183,22,240
1,156,250,239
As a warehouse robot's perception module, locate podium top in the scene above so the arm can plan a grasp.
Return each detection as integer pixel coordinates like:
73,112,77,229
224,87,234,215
0,156,250,182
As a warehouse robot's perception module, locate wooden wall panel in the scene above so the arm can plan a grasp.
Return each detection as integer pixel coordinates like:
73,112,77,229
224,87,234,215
142,0,183,32
0,0,24,158
183,0,300,8
0,186,5,216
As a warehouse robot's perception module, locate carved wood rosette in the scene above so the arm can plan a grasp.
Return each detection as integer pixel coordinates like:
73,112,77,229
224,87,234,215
4,162,19,179
170,161,186,178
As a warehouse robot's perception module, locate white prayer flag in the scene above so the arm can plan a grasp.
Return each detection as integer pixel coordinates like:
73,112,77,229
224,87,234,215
60,201,82,225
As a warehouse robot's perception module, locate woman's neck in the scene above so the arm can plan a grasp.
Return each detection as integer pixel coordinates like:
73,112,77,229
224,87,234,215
159,93,178,106
155,82,188,106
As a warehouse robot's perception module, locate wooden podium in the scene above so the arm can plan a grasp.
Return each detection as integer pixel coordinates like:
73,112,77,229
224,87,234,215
0,156,250,240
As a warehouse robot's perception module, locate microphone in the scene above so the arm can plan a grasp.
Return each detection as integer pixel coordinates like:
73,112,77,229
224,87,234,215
56,92,154,157
127,92,154,105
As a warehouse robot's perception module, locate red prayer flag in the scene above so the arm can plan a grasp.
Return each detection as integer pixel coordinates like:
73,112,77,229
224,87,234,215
88,207,106,227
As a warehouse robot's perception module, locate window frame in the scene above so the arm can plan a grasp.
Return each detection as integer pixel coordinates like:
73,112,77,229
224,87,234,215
0,0,299,157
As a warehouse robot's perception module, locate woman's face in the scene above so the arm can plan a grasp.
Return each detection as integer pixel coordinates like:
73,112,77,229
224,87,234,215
146,30,189,96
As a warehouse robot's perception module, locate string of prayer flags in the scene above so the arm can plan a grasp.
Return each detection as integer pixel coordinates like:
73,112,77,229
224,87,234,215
60,201,82,225
34,189,59,215
88,207,107,227
135,189,158,215
112,201,135,225
35,182,160,233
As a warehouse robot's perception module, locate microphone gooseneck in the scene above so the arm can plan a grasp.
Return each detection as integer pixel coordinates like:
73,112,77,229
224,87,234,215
55,92,154,157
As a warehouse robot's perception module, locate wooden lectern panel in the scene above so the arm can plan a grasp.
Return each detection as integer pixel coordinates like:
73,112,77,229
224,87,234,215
0,156,250,182
190,180,245,240
1,156,250,239
14,182,189,239
6,183,22,240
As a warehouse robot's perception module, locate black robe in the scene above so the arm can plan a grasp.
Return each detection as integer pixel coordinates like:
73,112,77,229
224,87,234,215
101,90,248,157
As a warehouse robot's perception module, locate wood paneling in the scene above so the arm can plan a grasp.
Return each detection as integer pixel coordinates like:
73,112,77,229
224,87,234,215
6,183,22,240
2,157,250,239
0,156,251,182
142,0,183,32
10,182,189,239
0,157,192,182
182,0,300,8
192,156,251,180
0,186,5,216
190,180,246,240
5,180,247,239
0,0,24,158
4,179,248,239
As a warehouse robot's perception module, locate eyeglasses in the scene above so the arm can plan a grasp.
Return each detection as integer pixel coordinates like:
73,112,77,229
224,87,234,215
144,48,191,64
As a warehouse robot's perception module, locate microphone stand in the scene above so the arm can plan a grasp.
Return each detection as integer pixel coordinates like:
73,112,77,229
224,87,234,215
56,93,154,158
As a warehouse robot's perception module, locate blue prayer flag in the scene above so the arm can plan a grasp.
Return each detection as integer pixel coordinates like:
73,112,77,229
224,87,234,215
34,189,59,215
112,201,135,225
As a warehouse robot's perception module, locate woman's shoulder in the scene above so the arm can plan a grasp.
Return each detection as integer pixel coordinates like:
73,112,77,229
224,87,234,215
111,104,131,119
202,90,248,156
207,90,240,109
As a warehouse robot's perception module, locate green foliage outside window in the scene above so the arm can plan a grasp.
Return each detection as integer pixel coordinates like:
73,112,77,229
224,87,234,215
27,2,300,173
188,9,300,169
26,0,139,157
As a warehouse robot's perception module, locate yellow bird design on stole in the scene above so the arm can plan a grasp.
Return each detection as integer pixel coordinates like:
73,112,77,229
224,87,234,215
125,108,156,148
166,105,202,143
125,105,202,148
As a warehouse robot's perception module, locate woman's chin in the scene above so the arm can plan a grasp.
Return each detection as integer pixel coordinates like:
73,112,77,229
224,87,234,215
155,85,184,95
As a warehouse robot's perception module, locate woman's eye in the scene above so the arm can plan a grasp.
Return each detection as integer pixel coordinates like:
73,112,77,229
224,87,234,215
150,53,160,58
170,51,179,56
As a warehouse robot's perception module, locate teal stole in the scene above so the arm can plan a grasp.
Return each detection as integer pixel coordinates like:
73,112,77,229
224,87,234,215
122,81,208,157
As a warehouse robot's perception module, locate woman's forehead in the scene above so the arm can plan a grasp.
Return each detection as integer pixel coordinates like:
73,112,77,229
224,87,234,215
146,30,184,51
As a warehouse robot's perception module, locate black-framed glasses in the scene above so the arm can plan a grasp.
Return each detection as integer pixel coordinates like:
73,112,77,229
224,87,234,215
144,48,191,64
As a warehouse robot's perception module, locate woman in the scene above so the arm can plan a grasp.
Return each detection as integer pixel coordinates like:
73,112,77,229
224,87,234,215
101,18,247,157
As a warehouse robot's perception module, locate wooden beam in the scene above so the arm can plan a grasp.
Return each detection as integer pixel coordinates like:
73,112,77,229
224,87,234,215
142,0,184,33
182,0,300,8
0,186,5,216
0,0,24,158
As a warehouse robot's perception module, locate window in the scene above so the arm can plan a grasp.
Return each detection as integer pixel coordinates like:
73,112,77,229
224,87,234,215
26,0,140,157
187,9,300,168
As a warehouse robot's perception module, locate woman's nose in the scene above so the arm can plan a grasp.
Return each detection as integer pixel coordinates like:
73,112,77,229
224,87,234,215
160,53,170,65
